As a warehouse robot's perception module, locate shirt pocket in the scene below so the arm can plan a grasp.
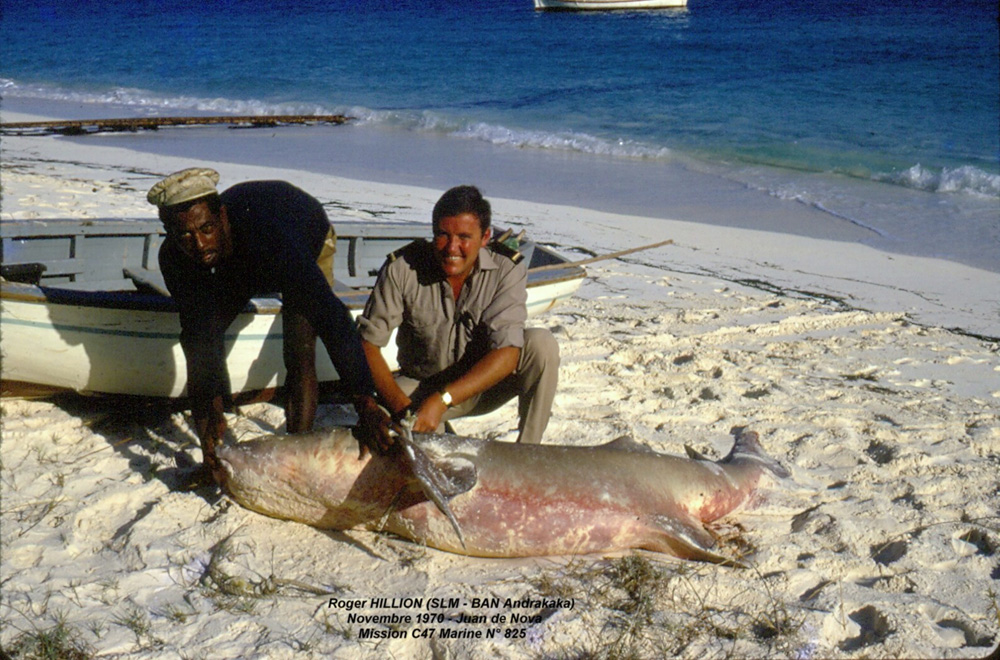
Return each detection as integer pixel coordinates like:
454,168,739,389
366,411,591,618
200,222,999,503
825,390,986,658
401,317,451,368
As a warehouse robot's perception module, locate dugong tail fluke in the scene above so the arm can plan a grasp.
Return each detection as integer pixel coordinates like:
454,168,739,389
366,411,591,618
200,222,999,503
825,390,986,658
686,429,791,480
218,427,788,562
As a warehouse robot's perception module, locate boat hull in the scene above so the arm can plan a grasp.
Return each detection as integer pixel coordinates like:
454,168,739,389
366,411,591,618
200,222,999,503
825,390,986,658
535,0,687,10
0,291,358,398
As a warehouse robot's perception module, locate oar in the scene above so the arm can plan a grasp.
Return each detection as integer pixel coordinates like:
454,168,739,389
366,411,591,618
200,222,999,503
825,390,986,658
528,238,674,273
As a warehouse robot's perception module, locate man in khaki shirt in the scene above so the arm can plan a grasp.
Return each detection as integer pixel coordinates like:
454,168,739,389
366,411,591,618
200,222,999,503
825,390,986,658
359,185,559,443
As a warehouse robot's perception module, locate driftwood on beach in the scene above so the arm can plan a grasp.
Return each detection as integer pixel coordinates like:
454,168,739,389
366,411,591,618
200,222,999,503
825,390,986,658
0,114,353,136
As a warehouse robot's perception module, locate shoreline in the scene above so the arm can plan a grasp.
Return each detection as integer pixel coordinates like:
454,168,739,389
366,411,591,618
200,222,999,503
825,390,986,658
2,98,868,240
5,95,999,275
2,104,999,659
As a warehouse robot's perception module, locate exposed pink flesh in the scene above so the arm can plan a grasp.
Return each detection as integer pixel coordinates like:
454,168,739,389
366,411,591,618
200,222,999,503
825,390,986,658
217,430,780,561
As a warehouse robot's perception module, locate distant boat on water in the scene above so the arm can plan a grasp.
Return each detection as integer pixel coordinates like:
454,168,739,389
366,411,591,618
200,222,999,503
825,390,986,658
534,0,687,10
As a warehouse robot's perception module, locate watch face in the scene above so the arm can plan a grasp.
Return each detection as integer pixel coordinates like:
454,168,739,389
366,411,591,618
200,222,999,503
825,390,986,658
442,391,453,407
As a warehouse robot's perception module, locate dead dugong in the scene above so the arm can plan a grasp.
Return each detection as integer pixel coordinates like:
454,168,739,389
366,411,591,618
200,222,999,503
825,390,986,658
217,428,788,562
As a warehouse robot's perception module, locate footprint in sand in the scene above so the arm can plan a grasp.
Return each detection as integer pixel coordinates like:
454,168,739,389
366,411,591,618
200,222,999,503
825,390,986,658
68,486,162,555
870,539,908,566
951,528,996,558
864,439,896,465
790,505,837,536
919,604,995,649
838,605,893,652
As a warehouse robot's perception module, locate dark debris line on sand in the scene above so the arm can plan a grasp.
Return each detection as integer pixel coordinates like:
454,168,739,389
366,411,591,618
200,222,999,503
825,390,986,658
0,115,353,136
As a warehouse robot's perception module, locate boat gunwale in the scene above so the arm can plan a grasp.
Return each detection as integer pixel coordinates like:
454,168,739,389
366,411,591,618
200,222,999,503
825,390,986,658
1,218,586,313
0,262,586,312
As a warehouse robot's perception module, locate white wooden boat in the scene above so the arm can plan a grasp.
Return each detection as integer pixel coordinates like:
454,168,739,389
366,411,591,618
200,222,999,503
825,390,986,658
1,220,585,398
534,0,687,10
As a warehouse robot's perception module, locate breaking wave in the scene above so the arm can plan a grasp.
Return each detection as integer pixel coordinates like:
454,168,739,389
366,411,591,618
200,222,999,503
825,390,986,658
2,78,674,161
874,163,1000,199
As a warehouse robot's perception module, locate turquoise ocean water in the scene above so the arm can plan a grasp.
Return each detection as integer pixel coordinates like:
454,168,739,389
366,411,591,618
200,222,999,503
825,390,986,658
2,0,998,270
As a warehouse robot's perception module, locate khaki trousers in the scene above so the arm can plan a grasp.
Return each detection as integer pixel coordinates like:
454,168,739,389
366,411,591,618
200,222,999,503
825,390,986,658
395,327,559,444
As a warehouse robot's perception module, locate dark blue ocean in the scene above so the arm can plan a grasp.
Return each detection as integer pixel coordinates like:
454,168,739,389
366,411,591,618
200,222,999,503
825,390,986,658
2,0,998,270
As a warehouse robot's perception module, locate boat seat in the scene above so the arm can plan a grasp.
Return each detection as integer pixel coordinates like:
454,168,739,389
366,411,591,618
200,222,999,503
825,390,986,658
124,267,171,297
1,262,47,284
45,278,139,292
333,279,360,293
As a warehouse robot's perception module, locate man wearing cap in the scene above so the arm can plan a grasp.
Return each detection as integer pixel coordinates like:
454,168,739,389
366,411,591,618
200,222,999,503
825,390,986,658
358,185,559,444
147,168,390,477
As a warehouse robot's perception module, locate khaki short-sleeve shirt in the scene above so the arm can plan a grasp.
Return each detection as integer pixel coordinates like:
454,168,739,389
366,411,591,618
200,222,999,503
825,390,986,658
359,240,527,381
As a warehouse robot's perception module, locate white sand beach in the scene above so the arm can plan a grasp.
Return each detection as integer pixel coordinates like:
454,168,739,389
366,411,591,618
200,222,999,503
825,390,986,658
2,115,998,659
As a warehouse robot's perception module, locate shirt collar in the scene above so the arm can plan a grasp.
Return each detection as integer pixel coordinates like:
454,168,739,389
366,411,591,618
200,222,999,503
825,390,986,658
477,246,499,271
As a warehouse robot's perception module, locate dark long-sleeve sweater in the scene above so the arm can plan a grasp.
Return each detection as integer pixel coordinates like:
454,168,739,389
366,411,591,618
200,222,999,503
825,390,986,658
159,181,375,413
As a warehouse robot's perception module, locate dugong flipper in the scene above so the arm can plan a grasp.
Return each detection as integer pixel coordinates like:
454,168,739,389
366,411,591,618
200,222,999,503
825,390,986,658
394,419,476,549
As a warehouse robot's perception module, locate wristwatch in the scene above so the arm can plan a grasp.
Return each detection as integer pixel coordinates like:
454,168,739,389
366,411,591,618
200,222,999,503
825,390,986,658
440,390,454,407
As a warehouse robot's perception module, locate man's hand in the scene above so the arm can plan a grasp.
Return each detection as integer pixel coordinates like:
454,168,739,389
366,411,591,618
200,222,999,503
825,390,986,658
194,395,230,487
203,442,228,488
412,393,448,433
352,394,395,455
